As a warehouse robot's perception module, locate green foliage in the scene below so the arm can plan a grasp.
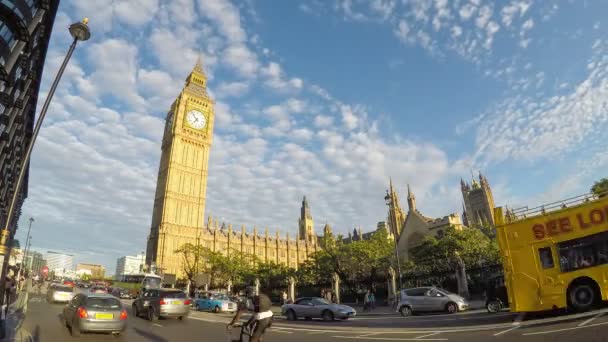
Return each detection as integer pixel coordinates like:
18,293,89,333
591,178,608,198
299,228,396,292
409,227,500,273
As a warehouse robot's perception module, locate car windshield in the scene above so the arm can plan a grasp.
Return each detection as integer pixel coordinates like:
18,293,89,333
87,297,121,309
55,286,73,292
313,298,330,305
211,294,228,300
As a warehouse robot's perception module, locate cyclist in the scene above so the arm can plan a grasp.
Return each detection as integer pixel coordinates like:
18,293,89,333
227,289,273,342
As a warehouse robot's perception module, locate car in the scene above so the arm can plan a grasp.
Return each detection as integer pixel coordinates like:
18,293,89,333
194,292,238,313
47,285,75,303
63,280,75,287
396,287,469,317
63,293,127,337
281,297,356,321
90,286,108,294
132,289,190,321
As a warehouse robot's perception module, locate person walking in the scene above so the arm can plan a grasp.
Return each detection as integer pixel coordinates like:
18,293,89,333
370,291,376,311
227,288,273,342
363,290,370,312
281,291,288,305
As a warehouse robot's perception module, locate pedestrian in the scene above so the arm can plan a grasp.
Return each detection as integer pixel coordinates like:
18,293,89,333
281,291,288,305
370,292,376,311
363,290,370,312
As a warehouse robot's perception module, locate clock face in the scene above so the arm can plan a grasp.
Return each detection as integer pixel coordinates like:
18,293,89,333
186,110,206,130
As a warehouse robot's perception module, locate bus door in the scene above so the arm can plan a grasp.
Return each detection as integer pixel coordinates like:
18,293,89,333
534,242,563,304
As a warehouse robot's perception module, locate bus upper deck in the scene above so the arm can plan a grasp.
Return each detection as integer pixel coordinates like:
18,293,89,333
494,193,608,313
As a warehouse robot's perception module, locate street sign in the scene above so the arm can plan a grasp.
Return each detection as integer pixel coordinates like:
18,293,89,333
41,266,49,276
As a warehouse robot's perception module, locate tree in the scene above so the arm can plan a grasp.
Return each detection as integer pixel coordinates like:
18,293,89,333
591,178,608,198
174,243,208,288
409,226,500,273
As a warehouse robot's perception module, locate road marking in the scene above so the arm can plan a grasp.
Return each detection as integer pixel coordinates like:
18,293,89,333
523,320,608,336
415,332,440,339
578,312,603,327
152,323,163,327
359,333,381,337
332,336,448,341
492,326,519,336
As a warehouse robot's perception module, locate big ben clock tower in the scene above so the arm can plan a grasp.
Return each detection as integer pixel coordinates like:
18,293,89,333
146,59,215,277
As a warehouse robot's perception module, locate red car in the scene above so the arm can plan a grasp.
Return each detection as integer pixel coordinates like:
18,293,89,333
63,280,75,287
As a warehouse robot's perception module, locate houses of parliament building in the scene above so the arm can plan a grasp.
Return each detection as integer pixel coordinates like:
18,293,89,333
145,59,497,280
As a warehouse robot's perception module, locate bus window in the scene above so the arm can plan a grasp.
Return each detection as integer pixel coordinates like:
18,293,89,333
538,247,554,269
557,230,608,272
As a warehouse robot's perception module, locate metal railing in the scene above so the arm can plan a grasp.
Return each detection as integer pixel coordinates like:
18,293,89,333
505,191,608,222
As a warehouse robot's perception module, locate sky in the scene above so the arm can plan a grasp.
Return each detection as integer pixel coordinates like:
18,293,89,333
18,0,608,274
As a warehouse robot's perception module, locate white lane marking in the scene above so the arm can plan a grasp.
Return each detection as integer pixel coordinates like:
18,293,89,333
332,336,448,341
523,320,608,336
152,323,163,327
578,312,603,327
359,333,381,337
492,326,519,336
415,332,440,339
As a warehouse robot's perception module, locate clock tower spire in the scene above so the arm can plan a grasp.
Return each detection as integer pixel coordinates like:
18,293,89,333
146,58,215,277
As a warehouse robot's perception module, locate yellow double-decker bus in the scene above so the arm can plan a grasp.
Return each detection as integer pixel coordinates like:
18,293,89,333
495,193,608,313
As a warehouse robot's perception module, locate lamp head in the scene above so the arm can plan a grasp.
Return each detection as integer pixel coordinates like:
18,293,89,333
69,18,91,42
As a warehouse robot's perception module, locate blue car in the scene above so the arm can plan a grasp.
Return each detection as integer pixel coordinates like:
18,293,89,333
194,292,238,313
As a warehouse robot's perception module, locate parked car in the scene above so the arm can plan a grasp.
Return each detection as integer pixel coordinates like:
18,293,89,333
194,292,238,313
396,287,469,317
47,285,75,303
282,297,356,321
63,293,127,337
132,289,190,321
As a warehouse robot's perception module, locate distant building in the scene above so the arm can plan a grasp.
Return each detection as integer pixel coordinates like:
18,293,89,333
76,263,105,279
461,172,496,227
115,255,145,279
45,251,73,276
396,184,465,260
28,251,45,275
0,0,60,237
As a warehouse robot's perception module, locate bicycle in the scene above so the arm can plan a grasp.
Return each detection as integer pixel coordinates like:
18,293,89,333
227,323,251,342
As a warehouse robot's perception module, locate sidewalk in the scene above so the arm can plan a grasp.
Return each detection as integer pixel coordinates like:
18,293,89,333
0,280,31,342
270,299,486,317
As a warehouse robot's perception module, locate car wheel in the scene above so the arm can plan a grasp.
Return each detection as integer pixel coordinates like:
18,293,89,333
213,306,220,313
132,304,139,317
322,310,334,322
194,303,199,311
399,305,412,317
147,308,158,321
568,283,597,312
286,309,297,321
445,302,458,314
70,318,81,337
486,300,501,313
178,316,184,321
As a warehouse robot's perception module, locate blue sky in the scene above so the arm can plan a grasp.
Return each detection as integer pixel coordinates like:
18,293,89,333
19,0,608,274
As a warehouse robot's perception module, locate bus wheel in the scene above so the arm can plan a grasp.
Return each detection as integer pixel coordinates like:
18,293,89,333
568,281,598,312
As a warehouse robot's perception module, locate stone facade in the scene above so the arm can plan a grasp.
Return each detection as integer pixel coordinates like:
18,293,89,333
146,61,317,279
461,172,495,227
395,184,465,260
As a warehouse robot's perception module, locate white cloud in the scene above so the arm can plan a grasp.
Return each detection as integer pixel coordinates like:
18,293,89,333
314,115,335,128
340,104,361,130
216,81,251,98
260,62,304,92
197,0,247,43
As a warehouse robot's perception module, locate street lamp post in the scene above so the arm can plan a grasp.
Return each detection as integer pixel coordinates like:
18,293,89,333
15,218,33,288
385,191,403,290
0,19,90,337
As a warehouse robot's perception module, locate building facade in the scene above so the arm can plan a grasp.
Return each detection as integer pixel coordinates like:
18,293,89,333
396,184,465,260
461,172,496,227
76,263,105,279
45,251,72,275
0,0,59,237
25,250,45,275
115,254,145,279
146,61,317,279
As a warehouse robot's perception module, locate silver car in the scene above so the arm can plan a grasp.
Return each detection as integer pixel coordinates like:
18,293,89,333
282,297,356,321
47,285,74,303
63,293,127,337
132,288,191,321
396,287,469,317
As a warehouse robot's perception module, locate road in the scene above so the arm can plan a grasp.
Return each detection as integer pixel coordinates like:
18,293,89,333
20,290,608,341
